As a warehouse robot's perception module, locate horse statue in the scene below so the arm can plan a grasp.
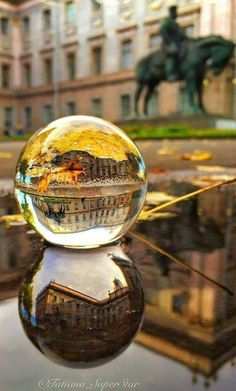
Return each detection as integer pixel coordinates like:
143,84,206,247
134,35,235,116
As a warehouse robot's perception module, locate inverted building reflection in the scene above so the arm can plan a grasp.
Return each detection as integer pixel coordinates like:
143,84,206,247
18,243,144,368
129,182,236,386
0,195,32,301
31,191,133,233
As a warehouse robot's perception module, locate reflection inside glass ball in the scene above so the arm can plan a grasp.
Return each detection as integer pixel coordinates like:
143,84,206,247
19,242,144,368
15,116,147,247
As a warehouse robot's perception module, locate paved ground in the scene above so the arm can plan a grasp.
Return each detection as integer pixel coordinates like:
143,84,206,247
136,138,236,171
0,141,24,179
1,138,236,179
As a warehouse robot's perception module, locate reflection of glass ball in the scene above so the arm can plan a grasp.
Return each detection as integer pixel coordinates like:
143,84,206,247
15,116,147,248
19,243,144,368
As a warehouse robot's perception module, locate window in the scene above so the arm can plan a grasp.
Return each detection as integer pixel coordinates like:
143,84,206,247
1,64,10,88
44,58,52,84
91,98,102,117
23,107,32,130
172,293,189,314
67,53,76,80
149,33,162,50
22,16,30,35
43,9,51,30
92,47,102,75
1,17,9,35
92,0,102,11
65,1,76,23
52,295,57,303
23,63,31,87
118,0,133,16
120,94,131,118
43,104,53,123
121,40,132,69
67,101,76,115
4,107,13,130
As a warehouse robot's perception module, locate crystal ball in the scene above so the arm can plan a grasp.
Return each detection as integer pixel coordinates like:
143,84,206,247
15,116,147,247
19,243,144,368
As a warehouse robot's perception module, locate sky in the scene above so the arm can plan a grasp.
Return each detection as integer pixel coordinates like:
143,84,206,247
33,244,129,308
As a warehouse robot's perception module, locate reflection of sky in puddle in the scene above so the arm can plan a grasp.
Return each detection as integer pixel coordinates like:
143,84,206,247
33,246,128,309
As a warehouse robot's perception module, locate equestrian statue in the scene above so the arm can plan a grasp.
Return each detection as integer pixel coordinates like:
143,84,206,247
134,5,235,116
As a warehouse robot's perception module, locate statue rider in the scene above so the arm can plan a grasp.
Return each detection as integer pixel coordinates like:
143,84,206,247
160,5,186,82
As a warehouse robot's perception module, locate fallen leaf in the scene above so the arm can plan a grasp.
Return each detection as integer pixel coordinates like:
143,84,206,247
0,214,26,228
196,165,225,172
145,192,175,205
0,152,12,158
180,151,212,161
190,175,235,187
149,167,168,174
157,146,177,155
138,211,176,221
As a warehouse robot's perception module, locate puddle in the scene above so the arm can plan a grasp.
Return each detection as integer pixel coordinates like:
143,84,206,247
1,175,236,389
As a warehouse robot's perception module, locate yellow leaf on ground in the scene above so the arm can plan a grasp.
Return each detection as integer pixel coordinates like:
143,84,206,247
138,211,176,221
157,146,177,155
0,152,12,158
180,150,212,161
196,165,225,172
190,175,235,187
0,214,26,227
145,192,175,205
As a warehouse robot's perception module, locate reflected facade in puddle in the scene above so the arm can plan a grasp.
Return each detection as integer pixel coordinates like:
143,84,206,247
0,195,32,301
130,181,236,383
18,243,144,368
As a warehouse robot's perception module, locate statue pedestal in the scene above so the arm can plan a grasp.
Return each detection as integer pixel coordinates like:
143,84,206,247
117,114,236,130
215,118,236,129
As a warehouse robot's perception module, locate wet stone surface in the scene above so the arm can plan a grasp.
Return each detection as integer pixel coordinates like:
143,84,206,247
1,175,236,390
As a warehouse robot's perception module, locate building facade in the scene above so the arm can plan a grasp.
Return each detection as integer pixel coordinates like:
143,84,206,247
36,278,130,329
0,0,236,133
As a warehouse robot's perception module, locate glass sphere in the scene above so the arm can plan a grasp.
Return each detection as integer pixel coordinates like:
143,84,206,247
15,116,147,248
19,243,144,368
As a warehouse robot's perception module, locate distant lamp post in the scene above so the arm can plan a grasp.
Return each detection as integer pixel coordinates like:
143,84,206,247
39,0,61,120
232,0,236,119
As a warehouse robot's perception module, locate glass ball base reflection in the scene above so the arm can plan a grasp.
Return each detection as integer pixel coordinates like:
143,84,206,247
15,116,147,248
19,243,144,368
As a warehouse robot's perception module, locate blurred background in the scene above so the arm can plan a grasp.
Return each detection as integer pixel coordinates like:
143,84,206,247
0,0,235,135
